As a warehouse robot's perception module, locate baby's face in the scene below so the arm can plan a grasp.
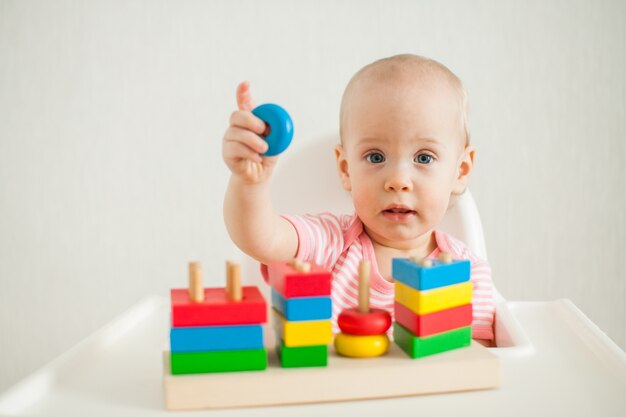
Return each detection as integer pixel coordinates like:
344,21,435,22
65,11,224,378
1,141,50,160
336,76,472,248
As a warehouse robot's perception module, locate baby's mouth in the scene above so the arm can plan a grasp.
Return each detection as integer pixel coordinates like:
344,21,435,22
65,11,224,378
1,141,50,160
383,208,417,223
381,207,417,222
383,208,416,214
382,203,417,223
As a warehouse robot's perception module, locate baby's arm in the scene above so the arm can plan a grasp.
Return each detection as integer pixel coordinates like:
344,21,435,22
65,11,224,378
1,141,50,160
222,82,298,264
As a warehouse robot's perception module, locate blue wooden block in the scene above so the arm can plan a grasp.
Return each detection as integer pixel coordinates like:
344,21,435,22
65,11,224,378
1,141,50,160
170,324,263,353
271,289,332,321
392,258,470,291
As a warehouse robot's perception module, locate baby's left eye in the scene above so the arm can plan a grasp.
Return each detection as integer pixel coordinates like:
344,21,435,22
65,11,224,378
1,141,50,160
414,154,434,164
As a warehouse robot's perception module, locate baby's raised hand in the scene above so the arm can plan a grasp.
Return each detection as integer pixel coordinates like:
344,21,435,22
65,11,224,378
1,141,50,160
222,81,279,184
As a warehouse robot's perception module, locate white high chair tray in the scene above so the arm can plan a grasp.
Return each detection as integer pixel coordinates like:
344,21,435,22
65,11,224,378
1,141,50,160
0,296,624,416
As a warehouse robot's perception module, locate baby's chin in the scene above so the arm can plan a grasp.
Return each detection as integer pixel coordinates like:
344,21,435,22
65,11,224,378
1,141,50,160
363,222,431,246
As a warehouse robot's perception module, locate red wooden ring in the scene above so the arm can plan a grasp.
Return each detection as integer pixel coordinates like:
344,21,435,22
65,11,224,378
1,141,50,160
337,308,392,336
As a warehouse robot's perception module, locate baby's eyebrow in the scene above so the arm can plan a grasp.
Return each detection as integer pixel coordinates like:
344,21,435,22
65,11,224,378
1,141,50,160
356,136,387,146
356,136,447,150
416,137,447,150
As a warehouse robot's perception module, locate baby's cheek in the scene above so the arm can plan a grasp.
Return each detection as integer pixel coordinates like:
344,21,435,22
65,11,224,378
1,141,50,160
421,188,450,223
352,187,374,212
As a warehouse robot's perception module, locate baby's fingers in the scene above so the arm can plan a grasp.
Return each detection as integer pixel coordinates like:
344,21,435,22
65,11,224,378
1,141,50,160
224,126,269,154
224,141,264,166
236,81,256,111
229,110,267,136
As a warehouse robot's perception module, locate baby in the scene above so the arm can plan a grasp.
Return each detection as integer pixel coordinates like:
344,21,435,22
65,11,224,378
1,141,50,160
222,54,495,343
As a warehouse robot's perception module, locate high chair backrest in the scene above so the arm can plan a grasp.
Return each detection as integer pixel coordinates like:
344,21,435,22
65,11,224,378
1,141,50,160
437,190,488,261
438,190,505,302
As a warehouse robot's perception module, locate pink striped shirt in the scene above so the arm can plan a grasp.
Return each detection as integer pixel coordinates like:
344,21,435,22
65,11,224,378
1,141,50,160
261,212,495,341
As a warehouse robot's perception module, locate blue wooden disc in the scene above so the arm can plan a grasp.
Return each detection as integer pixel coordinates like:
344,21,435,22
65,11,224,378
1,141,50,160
252,103,293,156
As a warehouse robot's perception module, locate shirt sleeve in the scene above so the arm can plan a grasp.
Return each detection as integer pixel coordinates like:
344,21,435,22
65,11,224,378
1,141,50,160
260,212,346,282
467,254,496,341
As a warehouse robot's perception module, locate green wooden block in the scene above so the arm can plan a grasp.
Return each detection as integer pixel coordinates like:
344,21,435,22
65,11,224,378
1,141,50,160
277,342,328,368
170,348,267,374
394,322,471,358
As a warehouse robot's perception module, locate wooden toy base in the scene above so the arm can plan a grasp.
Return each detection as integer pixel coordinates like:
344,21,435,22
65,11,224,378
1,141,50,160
163,341,500,410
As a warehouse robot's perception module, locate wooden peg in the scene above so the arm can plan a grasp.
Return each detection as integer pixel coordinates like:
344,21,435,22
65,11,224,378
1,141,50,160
227,261,242,302
438,252,453,264
418,258,432,267
296,261,311,273
289,258,311,273
225,261,233,295
188,261,204,303
358,260,370,314
410,255,432,267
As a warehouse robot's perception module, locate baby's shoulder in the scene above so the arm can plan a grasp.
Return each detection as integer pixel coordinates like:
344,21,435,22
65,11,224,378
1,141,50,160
338,213,360,230
298,212,360,230
433,230,484,263
300,212,359,233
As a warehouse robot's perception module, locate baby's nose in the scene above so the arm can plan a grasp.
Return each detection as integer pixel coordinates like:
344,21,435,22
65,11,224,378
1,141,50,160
384,167,413,192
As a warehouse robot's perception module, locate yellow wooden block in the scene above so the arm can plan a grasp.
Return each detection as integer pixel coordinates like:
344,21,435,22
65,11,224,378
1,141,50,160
272,308,332,347
394,281,472,315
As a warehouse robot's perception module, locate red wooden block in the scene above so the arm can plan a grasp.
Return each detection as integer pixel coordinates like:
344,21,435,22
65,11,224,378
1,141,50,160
171,286,267,327
337,308,392,336
394,302,472,337
267,262,332,298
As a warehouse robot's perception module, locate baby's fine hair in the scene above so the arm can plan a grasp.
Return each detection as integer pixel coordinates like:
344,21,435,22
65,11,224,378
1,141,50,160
339,54,470,147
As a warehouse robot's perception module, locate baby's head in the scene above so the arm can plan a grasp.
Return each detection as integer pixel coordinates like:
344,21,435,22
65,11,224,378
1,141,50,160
335,54,475,248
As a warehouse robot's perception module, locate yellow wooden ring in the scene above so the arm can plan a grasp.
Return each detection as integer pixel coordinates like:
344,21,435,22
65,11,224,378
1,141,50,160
334,333,389,358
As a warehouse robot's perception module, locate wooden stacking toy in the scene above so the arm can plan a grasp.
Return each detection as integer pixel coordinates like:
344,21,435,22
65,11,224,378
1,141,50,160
169,261,268,374
334,261,392,358
162,258,501,411
392,252,473,358
268,259,333,367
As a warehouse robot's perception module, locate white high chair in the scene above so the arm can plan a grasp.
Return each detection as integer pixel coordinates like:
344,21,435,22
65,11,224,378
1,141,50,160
1,142,624,416
437,190,505,303
439,191,534,352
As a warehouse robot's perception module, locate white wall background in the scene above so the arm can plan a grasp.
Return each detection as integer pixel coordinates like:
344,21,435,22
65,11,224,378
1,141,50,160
1,0,624,392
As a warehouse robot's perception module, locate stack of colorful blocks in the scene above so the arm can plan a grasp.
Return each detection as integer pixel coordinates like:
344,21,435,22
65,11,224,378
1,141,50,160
169,262,268,374
268,260,333,367
392,253,473,358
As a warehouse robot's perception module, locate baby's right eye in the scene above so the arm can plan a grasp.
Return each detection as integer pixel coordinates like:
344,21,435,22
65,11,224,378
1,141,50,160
365,152,386,164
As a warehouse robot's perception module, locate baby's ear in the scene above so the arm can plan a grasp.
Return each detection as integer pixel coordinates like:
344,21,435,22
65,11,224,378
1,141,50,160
335,144,352,192
452,146,475,195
